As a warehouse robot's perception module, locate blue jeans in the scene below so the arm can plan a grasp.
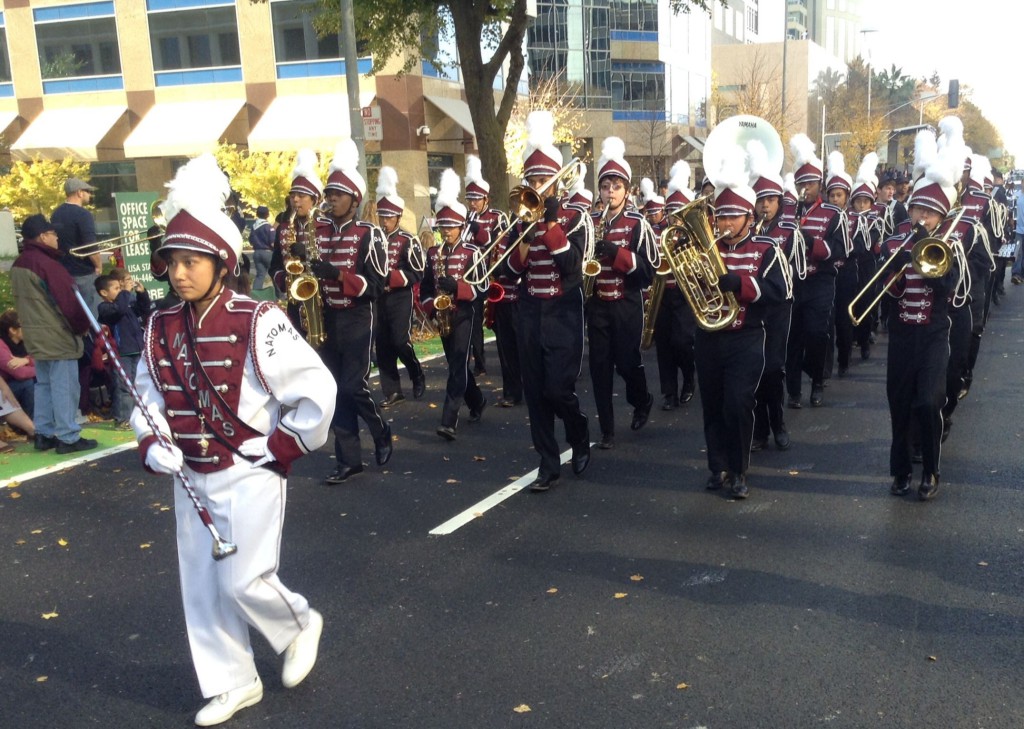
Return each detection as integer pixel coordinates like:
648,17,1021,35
8,377,34,419
253,249,273,290
113,353,139,423
1013,233,1024,277
35,359,81,443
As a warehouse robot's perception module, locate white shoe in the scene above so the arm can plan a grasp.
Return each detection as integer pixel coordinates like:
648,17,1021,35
194,676,263,726
281,608,323,688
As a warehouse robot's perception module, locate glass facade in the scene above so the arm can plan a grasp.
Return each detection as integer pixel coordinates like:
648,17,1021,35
271,0,340,62
36,15,121,79
611,61,666,114
148,5,241,71
528,0,611,110
609,0,658,32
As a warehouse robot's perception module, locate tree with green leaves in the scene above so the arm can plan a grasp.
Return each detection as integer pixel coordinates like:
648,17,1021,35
0,156,91,223
258,0,720,202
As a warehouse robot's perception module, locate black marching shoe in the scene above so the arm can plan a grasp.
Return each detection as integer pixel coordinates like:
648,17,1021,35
774,429,791,451
861,344,871,361
918,473,940,501
570,442,591,476
661,394,679,411
56,437,98,454
941,417,952,444
412,376,426,399
374,425,394,466
598,433,614,450
750,436,769,452
379,392,406,409
325,464,364,484
705,471,727,490
890,474,912,496
631,393,654,431
529,473,559,492
728,473,749,499
679,383,695,404
468,397,488,423
34,434,58,451
810,383,824,407
787,394,802,409
957,371,972,401
436,425,457,441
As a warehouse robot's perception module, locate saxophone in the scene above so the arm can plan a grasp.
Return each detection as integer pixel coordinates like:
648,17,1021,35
285,212,326,348
432,242,453,337
582,208,606,300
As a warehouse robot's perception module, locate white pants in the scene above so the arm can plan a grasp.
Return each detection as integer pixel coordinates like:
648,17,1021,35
173,461,310,697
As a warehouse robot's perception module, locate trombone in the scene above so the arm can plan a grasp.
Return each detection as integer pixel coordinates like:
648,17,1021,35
71,199,166,258
462,158,583,286
847,207,964,327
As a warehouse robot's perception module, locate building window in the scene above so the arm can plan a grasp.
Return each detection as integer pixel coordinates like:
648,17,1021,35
35,3,121,82
611,62,665,112
747,3,760,34
610,0,658,32
148,4,241,72
529,0,611,111
89,161,138,211
0,13,12,90
271,0,340,62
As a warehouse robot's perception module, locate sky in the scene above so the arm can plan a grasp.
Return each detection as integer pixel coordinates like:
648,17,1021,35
858,0,1022,167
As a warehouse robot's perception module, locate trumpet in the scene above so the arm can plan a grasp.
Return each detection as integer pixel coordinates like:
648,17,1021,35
71,198,166,257
462,158,583,286
847,207,963,327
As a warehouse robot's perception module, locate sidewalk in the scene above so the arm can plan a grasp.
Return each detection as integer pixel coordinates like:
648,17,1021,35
0,420,138,486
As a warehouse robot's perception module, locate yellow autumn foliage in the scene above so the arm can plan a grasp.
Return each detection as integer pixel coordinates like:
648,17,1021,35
0,156,90,222
213,144,332,219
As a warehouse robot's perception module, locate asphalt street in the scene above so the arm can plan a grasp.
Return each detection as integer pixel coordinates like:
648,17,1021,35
3,289,1024,729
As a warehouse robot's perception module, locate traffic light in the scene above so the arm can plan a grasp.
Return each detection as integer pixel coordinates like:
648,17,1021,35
948,79,959,109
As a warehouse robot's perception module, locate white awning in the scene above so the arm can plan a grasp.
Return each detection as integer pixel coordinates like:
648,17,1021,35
0,110,18,135
248,91,376,152
682,134,705,152
10,105,126,161
424,94,475,136
124,98,245,158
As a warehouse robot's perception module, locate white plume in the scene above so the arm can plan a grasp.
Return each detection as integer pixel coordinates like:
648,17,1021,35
667,160,691,193
913,130,937,181
937,115,964,147
746,140,774,182
855,152,879,187
328,138,359,175
567,162,588,196
827,150,846,179
376,166,398,198
599,136,626,164
162,153,230,223
710,145,750,190
292,148,320,182
789,133,820,168
525,111,555,150
435,168,462,211
928,144,959,189
784,172,797,197
640,177,656,202
465,154,485,186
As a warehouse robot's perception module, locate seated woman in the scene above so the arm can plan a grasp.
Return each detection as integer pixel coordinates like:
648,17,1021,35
0,310,35,419
0,376,35,452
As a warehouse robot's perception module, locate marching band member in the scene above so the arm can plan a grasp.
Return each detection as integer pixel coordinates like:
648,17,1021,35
309,139,393,483
589,137,658,449
748,140,793,451
566,163,595,212
882,131,961,501
131,155,336,726
499,110,591,492
272,149,322,332
786,134,848,408
656,161,699,410
824,151,856,376
465,155,522,406
697,148,787,498
849,153,882,361
876,171,909,240
374,166,427,408
421,169,488,441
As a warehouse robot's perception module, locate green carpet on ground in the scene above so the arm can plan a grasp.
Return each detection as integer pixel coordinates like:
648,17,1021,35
0,421,138,481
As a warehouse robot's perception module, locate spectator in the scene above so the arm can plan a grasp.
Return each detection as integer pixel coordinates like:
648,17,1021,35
97,270,151,429
10,214,97,454
0,310,36,418
0,376,35,452
51,177,102,317
249,205,274,290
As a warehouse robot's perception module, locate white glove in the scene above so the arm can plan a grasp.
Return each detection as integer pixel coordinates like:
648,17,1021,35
145,442,184,475
239,436,275,468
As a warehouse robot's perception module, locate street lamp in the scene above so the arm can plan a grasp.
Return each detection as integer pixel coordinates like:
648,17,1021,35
818,96,826,154
859,29,879,120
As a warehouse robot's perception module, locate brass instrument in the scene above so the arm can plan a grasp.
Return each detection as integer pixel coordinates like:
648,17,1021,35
71,198,166,257
432,242,453,337
847,207,963,327
656,196,739,332
462,159,583,286
583,208,607,301
640,255,670,350
284,211,326,348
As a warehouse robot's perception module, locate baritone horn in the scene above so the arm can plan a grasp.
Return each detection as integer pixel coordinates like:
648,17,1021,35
847,207,962,327
70,198,167,257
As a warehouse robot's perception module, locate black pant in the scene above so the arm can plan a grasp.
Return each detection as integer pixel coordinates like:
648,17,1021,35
587,294,650,437
441,302,484,428
787,274,835,397
834,265,858,371
754,301,791,441
853,254,877,348
886,318,950,478
653,286,696,397
518,291,590,479
375,289,423,398
967,262,990,373
696,327,765,476
320,305,388,468
942,304,972,421
493,300,523,402
471,298,486,372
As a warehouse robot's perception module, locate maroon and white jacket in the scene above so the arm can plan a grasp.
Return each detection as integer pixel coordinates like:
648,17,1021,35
795,199,849,277
502,202,587,300
132,289,336,475
590,208,659,301
473,208,519,304
315,217,388,309
420,239,486,313
716,233,788,331
383,228,425,293
882,222,960,327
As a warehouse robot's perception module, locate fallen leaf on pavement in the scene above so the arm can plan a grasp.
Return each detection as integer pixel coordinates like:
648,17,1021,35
513,704,531,713
36,676,47,683
58,538,68,547
10,492,20,499
41,609,58,620
676,682,689,690
446,479,459,484
140,543,152,549
614,592,628,599
546,587,558,594
630,574,644,582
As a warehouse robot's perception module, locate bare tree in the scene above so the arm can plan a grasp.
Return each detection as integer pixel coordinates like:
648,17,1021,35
627,114,675,183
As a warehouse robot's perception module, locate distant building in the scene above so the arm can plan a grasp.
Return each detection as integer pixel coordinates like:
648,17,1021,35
787,0,865,64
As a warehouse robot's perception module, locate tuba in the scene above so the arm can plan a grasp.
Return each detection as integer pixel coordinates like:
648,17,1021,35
284,211,326,348
657,196,739,332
